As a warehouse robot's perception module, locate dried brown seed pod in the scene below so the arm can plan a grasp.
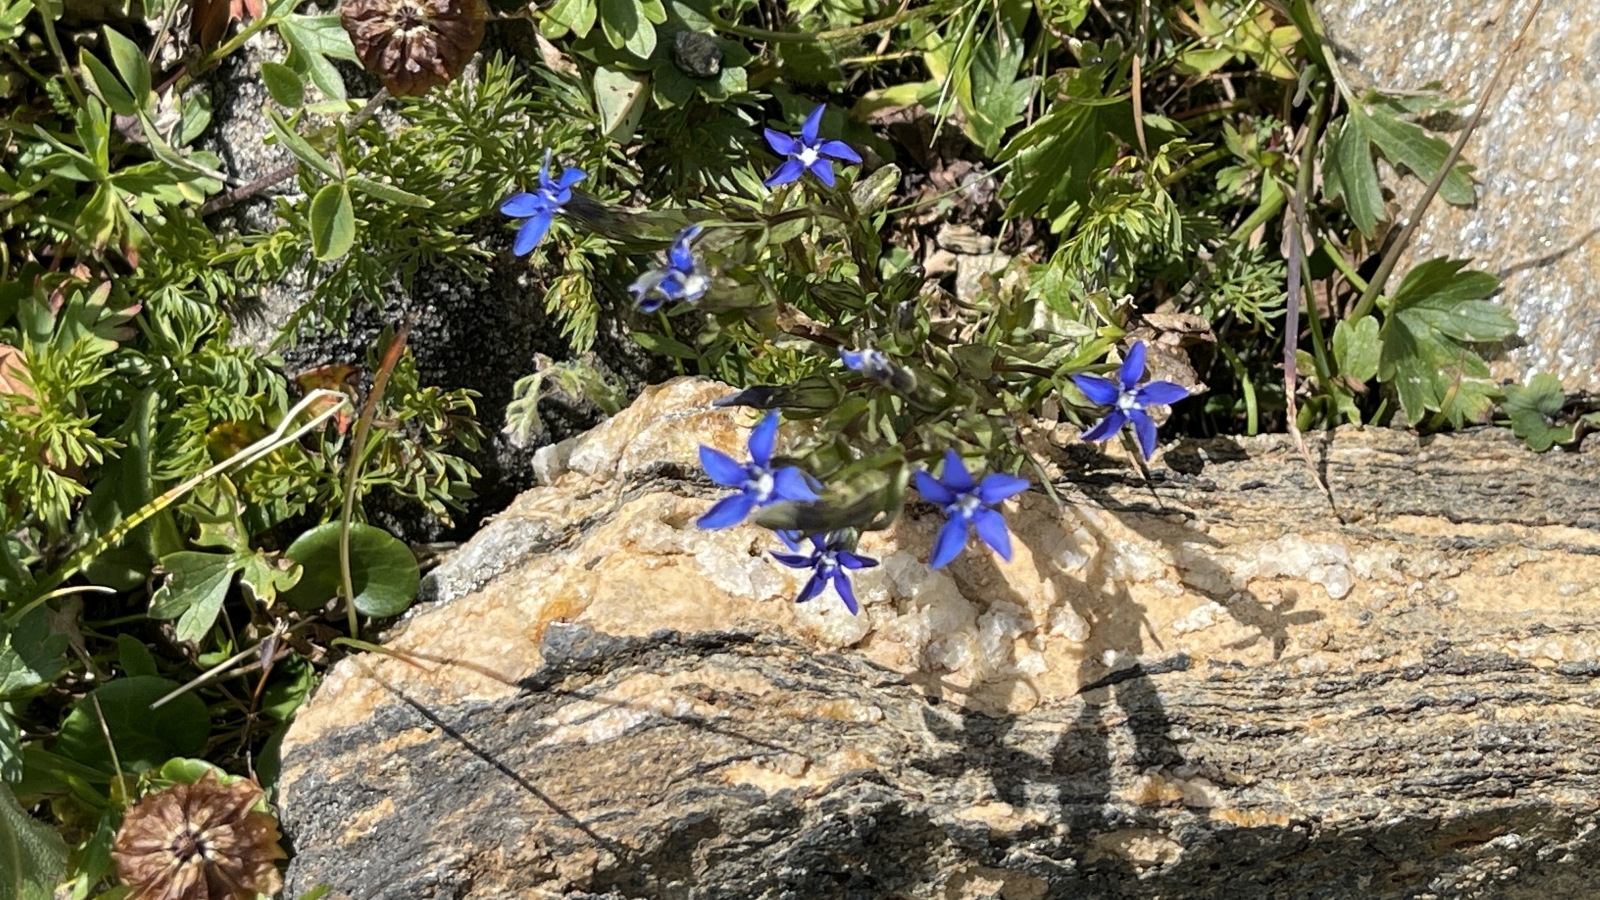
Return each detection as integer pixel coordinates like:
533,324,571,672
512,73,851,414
112,770,286,900
340,0,485,97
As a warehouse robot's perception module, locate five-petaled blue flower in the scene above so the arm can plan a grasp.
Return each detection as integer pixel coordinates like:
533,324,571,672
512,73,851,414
697,411,819,529
771,532,878,614
499,150,585,256
915,449,1030,569
763,105,863,189
629,224,710,313
1071,341,1191,460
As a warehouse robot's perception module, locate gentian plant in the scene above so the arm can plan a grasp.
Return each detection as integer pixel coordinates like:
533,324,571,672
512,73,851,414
763,105,864,188
501,150,585,256
915,450,1031,568
697,411,819,528
630,225,710,312
771,532,879,614
1072,341,1192,459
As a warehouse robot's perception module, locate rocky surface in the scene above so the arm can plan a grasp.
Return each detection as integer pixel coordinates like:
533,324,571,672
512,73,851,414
277,378,1600,898
1318,0,1600,391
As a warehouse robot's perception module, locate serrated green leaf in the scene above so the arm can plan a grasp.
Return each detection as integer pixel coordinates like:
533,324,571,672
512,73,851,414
281,523,420,617
347,175,434,208
1388,257,1499,310
1502,372,1572,452
0,608,68,704
965,20,1033,156
1332,112,1383,238
265,108,340,180
1361,104,1475,206
102,26,150,103
261,60,305,108
1333,315,1380,382
309,182,356,261
237,552,301,602
148,551,240,643
0,780,66,900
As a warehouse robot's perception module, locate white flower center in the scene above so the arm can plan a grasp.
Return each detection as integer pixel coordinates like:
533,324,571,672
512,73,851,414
749,469,775,503
1117,389,1141,413
797,146,820,167
952,493,983,519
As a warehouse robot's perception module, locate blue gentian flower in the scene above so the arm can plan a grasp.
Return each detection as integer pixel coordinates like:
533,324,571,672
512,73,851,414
914,449,1030,569
499,150,585,256
1071,341,1191,460
629,224,710,313
771,532,878,614
697,411,819,529
763,105,863,189
840,347,894,383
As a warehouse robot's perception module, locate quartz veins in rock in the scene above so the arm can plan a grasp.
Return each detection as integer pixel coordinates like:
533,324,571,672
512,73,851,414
340,0,485,97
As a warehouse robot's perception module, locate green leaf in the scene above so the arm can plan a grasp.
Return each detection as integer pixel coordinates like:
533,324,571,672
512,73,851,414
102,26,150,104
54,676,209,775
265,109,340,180
309,183,356,262
278,13,356,100
0,706,19,783
1329,113,1382,238
347,175,434,208
148,551,239,643
599,0,655,57
116,635,158,678
78,50,136,117
631,331,700,359
1502,373,1572,452
237,551,301,603
1332,315,1379,382
0,608,68,704
258,653,315,721
1360,104,1475,206
965,19,1034,156
281,523,420,618
0,780,66,900
543,0,596,37
81,387,157,590
261,60,306,108
594,66,649,143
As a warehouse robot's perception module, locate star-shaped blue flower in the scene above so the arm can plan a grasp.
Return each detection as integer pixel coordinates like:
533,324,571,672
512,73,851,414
629,224,710,313
1071,341,1191,460
697,411,819,529
771,532,878,614
499,150,585,256
914,449,1030,569
763,105,863,189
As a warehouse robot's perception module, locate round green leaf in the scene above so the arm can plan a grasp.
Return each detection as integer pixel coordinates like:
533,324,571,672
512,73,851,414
309,182,356,261
261,60,306,108
55,676,210,775
281,522,420,618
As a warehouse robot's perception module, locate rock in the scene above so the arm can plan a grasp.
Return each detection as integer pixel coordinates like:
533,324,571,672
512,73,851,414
278,378,1600,898
1317,0,1600,391
936,223,996,255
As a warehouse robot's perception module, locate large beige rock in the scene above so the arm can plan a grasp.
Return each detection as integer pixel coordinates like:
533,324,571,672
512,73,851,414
1318,0,1600,390
278,378,1600,898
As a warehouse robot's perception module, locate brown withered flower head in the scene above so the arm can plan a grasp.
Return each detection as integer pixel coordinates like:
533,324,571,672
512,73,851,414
341,0,485,97
112,770,287,900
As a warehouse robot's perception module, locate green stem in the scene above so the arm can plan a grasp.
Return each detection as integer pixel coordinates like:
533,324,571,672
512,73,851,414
37,7,87,109
1320,236,1369,292
339,330,408,638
